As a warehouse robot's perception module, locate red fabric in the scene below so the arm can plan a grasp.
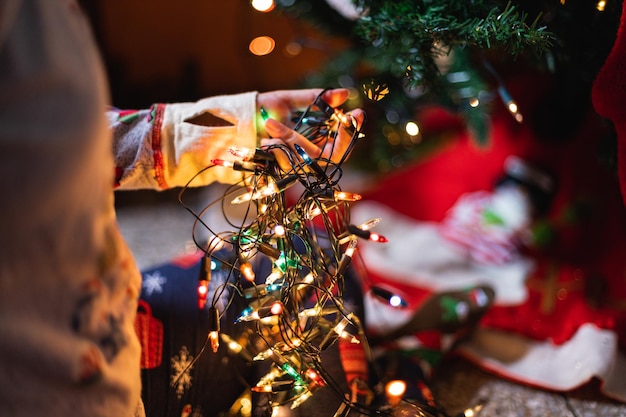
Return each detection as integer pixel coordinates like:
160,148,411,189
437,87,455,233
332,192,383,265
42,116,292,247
338,337,368,384
134,300,164,369
482,259,618,345
592,0,626,204
360,71,626,348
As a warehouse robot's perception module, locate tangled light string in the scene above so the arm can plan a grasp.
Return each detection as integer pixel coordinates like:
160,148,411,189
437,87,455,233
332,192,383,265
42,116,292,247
176,92,458,416
176,90,383,411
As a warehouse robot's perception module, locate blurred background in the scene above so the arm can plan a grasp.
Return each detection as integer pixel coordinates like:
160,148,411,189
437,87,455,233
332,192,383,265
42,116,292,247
81,1,626,416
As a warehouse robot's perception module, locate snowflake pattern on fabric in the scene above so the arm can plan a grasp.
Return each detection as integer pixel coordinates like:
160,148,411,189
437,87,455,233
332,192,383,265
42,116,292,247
171,346,193,398
142,270,167,296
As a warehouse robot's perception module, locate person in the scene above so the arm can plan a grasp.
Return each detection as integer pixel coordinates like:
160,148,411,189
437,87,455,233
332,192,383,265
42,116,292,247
0,1,363,416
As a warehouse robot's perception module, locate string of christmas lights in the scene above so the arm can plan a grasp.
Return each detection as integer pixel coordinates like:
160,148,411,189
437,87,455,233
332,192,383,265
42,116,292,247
175,90,488,416
177,90,380,415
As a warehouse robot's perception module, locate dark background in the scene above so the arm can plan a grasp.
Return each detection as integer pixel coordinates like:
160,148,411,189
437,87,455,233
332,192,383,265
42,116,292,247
80,0,347,108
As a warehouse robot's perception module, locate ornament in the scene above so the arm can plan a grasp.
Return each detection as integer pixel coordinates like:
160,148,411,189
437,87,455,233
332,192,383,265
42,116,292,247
363,80,390,101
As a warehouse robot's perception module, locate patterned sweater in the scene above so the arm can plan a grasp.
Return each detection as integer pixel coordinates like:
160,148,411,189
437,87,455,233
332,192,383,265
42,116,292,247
0,1,257,416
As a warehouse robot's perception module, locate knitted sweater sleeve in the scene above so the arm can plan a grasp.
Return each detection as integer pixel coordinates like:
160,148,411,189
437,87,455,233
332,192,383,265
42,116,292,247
108,92,258,190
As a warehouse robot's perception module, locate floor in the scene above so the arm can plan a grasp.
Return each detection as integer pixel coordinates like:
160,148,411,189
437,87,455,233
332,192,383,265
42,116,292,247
115,186,626,417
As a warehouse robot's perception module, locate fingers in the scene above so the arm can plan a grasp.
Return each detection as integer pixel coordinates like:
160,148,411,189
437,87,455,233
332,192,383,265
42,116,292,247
262,106,363,171
320,88,350,108
258,88,350,114
264,118,317,157
345,108,366,132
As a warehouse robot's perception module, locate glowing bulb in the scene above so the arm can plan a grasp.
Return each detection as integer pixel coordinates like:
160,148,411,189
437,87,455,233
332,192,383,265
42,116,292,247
405,121,420,136
228,340,242,353
265,269,283,284
368,233,388,243
469,98,480,107
269,301,283,315
358,218,381,231
251,0,275,12
240,262,255,282
386,380,406,397
207,235,224,252
212,158,259,172
304,368,326,387
389,295,403,307
198,280,209,309
253,347,275,361
344,239,357,257
208,307,220,353
290,390,313,409
229,146,256,160
337,238,357,275
498,86,523,124
463,401,484,416
597,0,606,11
274,225,286,236
333,191,362,202
209,331,219,353
296,272,315,289
251,380,294,393
249,36,275,56
232,175,298,204
385,380,406,406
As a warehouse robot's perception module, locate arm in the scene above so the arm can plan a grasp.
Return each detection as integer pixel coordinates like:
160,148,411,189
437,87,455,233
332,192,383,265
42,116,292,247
109,92,258,190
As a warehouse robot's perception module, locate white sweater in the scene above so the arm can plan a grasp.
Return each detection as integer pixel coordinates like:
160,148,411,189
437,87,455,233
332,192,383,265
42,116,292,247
0,1,257,415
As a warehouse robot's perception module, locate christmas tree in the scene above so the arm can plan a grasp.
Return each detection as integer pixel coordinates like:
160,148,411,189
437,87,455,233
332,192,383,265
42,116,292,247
270,0,622,172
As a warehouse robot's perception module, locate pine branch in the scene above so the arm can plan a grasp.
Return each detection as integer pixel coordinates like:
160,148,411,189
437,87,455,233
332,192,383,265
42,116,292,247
353,0,554,89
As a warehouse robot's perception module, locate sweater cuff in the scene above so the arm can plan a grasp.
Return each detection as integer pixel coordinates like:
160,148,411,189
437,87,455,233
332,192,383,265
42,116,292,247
160,91,258,188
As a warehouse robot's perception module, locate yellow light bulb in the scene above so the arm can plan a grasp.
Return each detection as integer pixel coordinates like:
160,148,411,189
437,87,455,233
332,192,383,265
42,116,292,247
251,0,275,12
240,262,255,282
507,101,518,114
405,121,420,136
249,36,275,56
209,331,219,353
385,380,406,406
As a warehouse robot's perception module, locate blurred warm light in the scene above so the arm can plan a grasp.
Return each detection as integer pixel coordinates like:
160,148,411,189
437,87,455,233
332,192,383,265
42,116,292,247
469,97,480,107
385,380,406,406
251,0,275,12
249,36,275,56
405,121,420,136
597,0,606,11
386,380,406,397
389,295,403,307
274,224,286,236
284,41,302,56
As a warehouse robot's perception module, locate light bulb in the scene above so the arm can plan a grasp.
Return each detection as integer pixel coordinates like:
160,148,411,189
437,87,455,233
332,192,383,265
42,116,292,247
232,174,299,204
240,261,255,282
208,307,220,353
405,121,420,136
212,158,260,173
251,0,275,12
228,146,275,162
294,143,327,179
358,218,381,231
385,380,406,406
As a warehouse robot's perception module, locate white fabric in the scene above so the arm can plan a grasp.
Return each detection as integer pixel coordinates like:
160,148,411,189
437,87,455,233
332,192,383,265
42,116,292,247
0,1,258,415
458,324,626,401
351,201,533,305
